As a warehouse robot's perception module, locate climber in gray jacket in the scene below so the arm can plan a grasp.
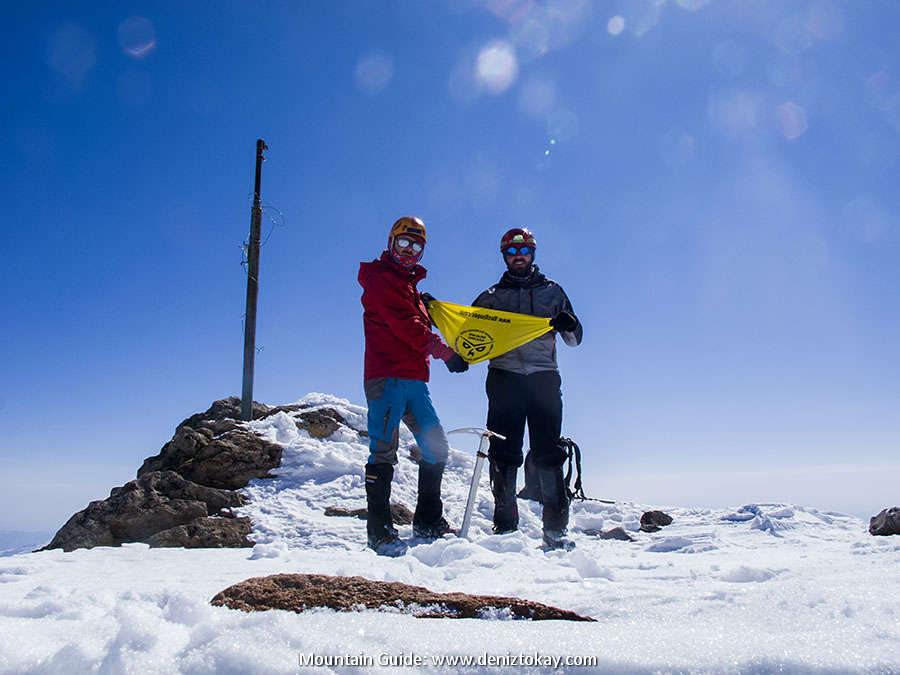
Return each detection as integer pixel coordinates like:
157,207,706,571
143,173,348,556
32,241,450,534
472,227,582,550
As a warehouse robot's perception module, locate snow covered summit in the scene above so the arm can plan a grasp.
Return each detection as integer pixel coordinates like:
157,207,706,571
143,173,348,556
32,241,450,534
1,392,898,673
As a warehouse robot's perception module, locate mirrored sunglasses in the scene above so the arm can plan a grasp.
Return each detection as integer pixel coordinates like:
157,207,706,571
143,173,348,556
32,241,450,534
395,237,424,253
504,246,533,256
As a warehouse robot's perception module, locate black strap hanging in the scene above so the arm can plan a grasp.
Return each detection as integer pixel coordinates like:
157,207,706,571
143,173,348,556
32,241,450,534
559,436,614,504
560,437,586,501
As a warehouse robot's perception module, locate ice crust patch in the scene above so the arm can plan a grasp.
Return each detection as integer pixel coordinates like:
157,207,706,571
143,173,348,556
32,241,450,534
720,566,779,583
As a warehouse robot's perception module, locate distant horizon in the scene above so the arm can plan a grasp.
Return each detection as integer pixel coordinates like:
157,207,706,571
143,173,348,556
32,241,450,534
2,390,894,534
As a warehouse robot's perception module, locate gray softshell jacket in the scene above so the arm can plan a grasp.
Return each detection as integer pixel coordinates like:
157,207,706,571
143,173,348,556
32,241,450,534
472,265,582,375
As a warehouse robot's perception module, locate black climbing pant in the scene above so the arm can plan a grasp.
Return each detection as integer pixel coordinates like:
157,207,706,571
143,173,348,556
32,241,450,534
485,368,563,468
485,368,570,533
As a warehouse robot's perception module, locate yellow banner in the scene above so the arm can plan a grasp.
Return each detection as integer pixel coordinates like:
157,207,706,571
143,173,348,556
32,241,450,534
427,300,552,364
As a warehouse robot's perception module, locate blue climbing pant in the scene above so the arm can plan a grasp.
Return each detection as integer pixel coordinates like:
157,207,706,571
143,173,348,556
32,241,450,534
364,377,451,465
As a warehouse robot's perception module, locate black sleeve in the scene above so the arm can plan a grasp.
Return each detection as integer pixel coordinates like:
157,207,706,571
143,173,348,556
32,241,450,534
472,288,494,309
557,287,582,347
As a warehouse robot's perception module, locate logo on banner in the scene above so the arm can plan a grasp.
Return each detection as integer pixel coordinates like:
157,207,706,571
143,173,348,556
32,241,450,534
456,329,494,360
428,299,551,364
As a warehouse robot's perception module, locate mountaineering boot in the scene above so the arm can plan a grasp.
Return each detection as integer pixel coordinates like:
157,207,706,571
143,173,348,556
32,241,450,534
413,462,453,539
516,450,543,503
413,516,453,539
365,462,407,557
537,464,574,550
489,462,519,534
542,528,575,551
370,530,407,556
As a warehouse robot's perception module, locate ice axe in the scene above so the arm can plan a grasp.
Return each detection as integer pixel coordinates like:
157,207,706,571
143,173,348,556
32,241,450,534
448,427,506,540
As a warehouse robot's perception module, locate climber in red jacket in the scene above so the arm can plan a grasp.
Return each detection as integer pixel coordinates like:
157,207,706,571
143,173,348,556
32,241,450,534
358,216,468,556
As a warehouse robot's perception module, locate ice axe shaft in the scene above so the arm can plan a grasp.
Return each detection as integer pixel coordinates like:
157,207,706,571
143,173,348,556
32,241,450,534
460,437,488,540
448,428,506,540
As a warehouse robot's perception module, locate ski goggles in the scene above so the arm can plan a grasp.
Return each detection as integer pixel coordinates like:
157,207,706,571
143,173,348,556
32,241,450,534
394,237,424,253
503,246,533,256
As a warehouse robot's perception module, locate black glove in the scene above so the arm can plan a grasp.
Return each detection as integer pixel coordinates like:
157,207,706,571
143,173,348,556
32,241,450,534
421,293,437,326
550,311,578,332
445,353,469,373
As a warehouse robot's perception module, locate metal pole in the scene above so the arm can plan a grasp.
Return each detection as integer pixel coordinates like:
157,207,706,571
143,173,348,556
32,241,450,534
241,139,267,421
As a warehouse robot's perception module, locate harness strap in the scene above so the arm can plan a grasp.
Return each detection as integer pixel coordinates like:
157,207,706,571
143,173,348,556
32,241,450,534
560,437,586,501
558,436,617,503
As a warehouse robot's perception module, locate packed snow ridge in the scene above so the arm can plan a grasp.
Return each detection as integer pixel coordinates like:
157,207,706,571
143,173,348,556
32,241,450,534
0,393,898,673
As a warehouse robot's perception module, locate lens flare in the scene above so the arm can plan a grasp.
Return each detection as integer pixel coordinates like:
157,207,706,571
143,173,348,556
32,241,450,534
476,41,518,94
676,0,711,11
607,16,625,36
775,101,808,140
118,17,156,59
708,89,764,140
504,0,592,58
774,13,813,55
544,0,593,50
46,24,96,89
482,0,534,23
355,52,393,95
627,0,663,38
510,16,550,62
805,2,844,41
518,76,557,118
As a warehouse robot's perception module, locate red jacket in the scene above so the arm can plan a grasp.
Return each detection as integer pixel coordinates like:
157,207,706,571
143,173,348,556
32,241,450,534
359,251,453,382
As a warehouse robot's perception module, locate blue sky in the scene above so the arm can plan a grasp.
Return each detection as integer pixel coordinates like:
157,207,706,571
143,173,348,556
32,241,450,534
2,0,898,532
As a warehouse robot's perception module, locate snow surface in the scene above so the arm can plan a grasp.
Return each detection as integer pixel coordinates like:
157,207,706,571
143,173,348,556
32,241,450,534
1,393,898,673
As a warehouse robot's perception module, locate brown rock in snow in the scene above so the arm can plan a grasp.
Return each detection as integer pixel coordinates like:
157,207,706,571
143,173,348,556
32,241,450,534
211,574,595,621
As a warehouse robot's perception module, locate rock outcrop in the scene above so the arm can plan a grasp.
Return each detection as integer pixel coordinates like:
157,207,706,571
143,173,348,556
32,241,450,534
42,470,247,551
211,574,595,621
869,507,900,536
44,398,357,552
138,397,282,490
144,516,253,548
